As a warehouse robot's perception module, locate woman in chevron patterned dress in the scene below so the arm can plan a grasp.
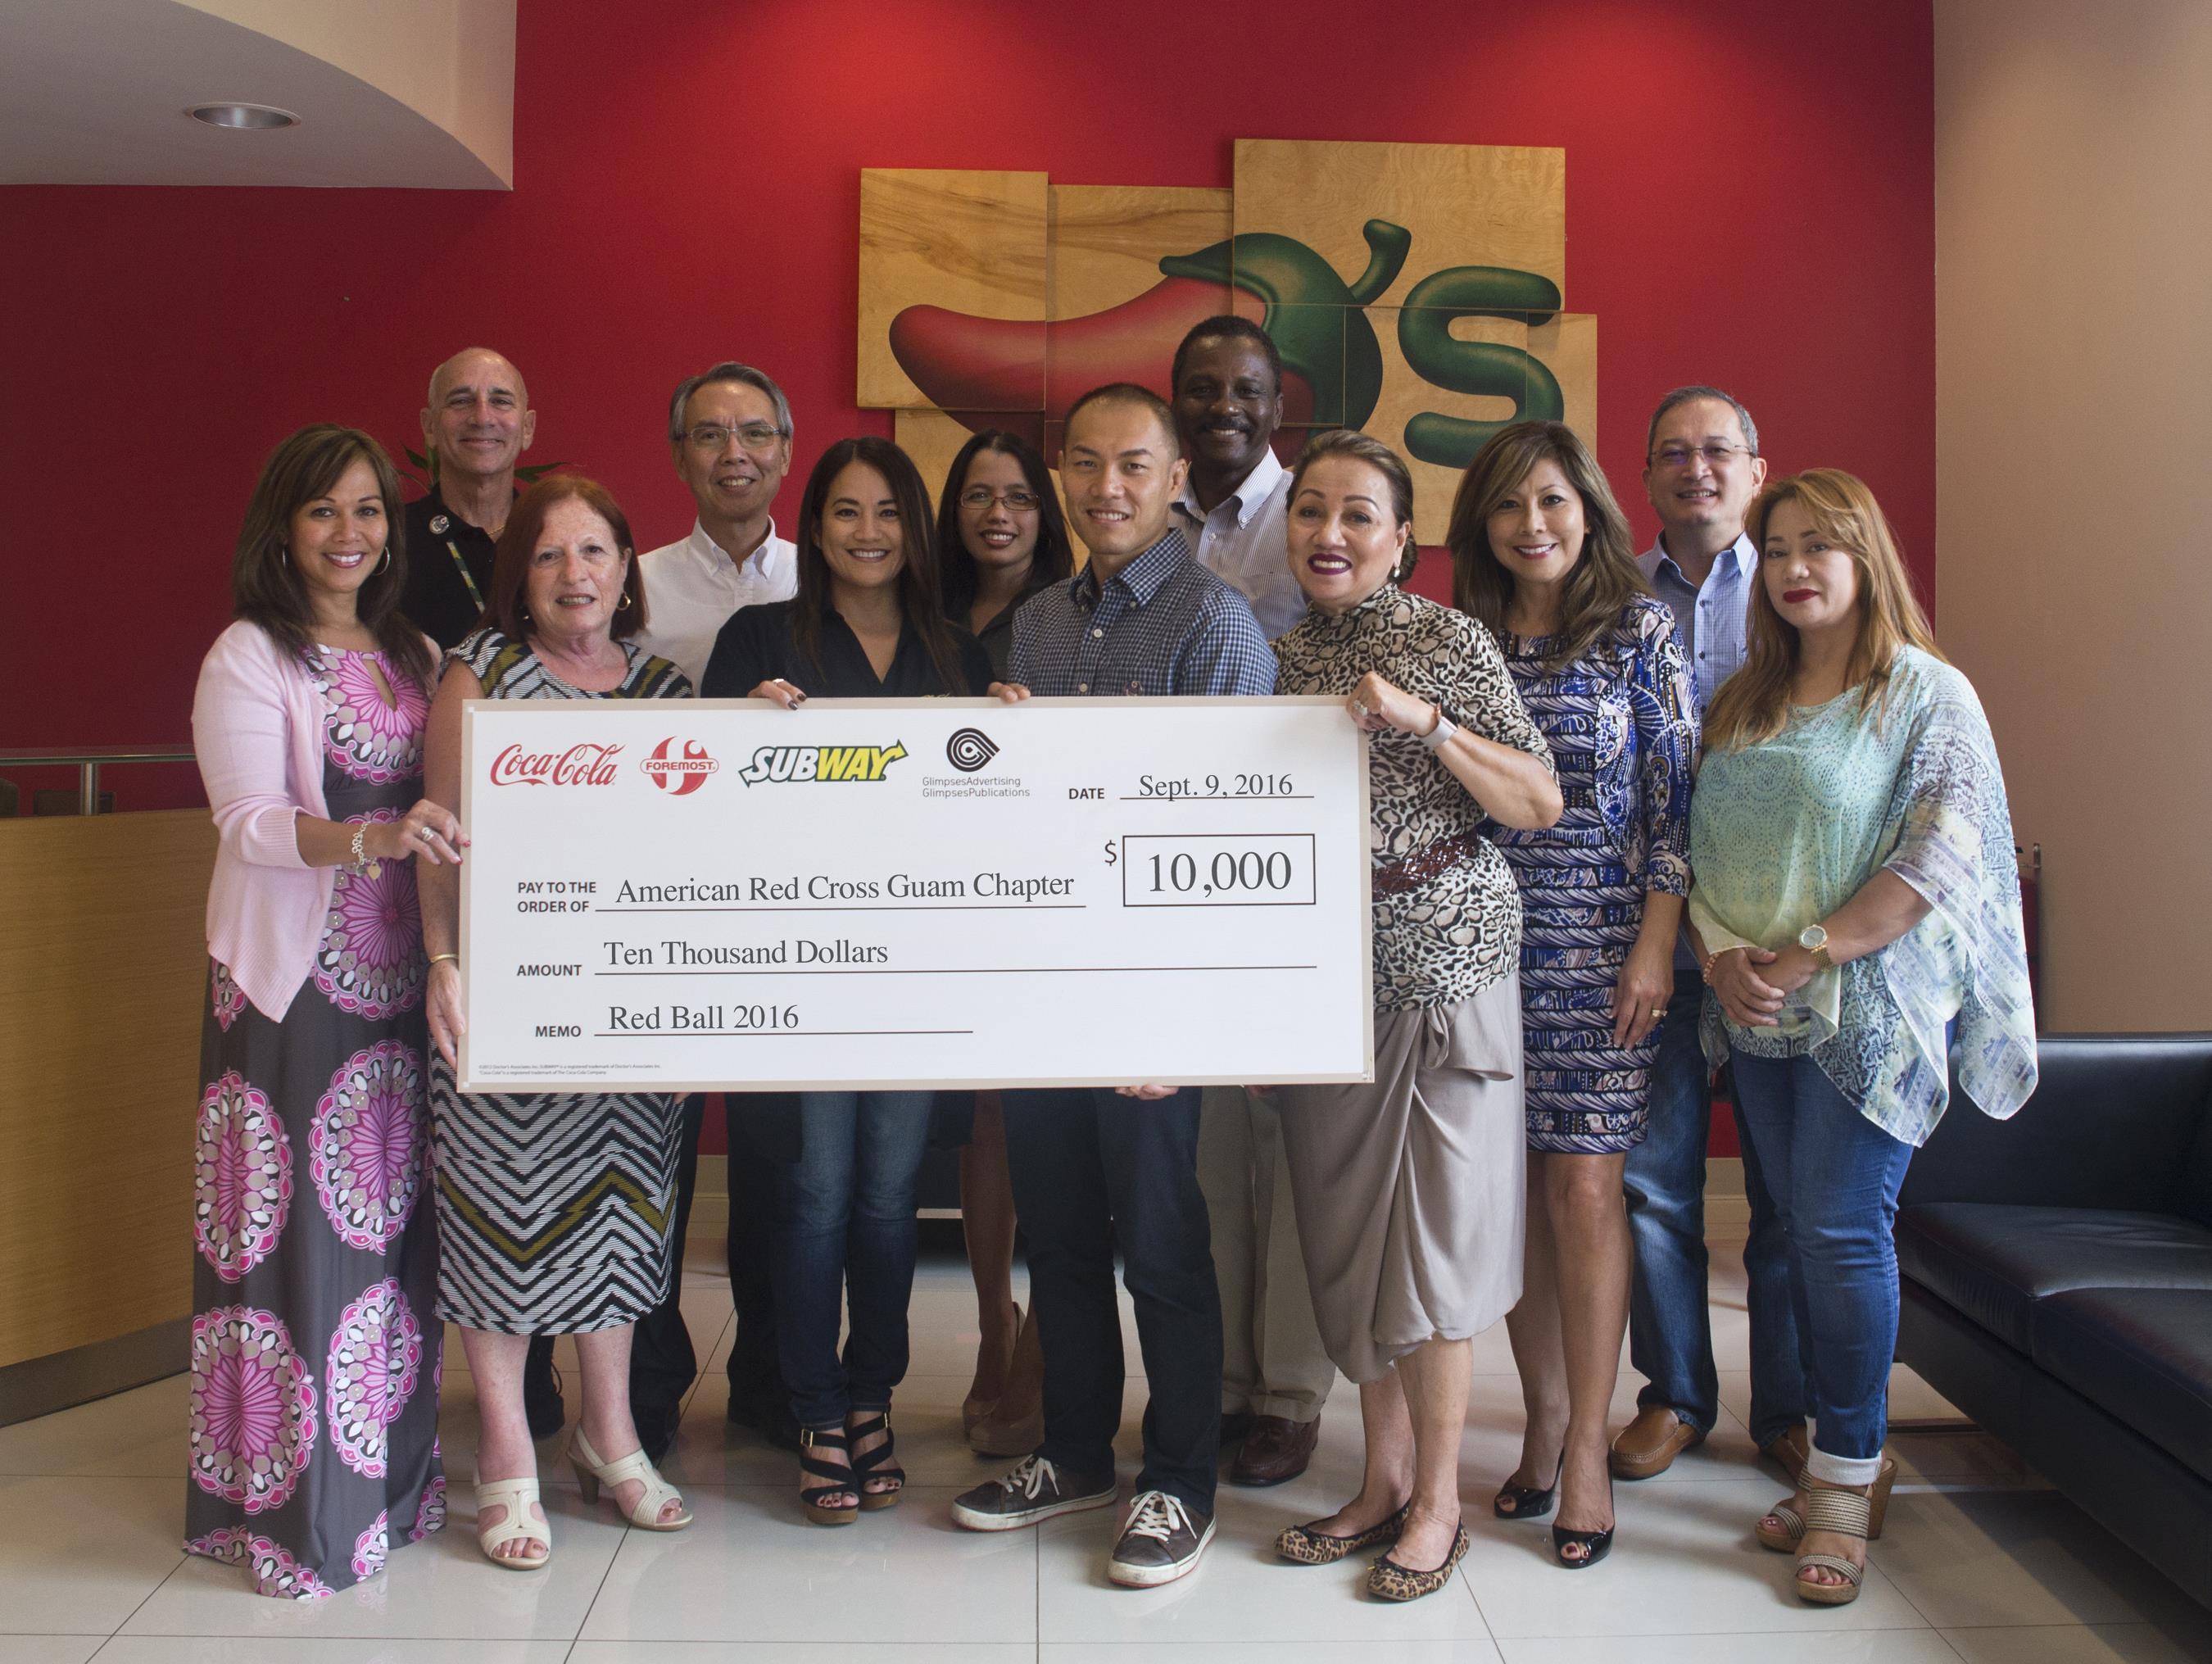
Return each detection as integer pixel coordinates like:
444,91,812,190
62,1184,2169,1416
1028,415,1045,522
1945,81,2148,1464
419,476,694,1568
1450,421,1697,1569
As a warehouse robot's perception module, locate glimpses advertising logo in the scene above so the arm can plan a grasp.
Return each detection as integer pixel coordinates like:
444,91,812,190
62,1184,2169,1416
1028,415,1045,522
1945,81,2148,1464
945,728,999,772
641,737,719,796
737,741,909,786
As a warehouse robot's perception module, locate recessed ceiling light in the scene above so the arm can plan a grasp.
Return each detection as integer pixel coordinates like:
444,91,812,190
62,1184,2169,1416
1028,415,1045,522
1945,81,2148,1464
188,103,301,130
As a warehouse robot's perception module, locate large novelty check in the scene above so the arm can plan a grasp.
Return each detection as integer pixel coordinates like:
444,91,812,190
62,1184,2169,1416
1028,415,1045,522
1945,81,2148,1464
456,697,1373,1093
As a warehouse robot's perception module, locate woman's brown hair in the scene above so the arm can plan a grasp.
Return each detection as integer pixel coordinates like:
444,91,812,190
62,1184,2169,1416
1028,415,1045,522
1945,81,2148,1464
232,424,434,688
483,474,647,644
1702,468,1944,752
1447,420,1648,667
795,436,972,693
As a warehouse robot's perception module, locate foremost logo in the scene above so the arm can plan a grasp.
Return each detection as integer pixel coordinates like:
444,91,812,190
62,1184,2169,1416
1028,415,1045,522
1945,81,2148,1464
737,741,908,786
488,742,623,786
641,737,719,796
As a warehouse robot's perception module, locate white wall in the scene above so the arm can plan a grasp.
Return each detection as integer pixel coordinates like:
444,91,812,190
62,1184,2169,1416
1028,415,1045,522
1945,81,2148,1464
1935,0,2212,1031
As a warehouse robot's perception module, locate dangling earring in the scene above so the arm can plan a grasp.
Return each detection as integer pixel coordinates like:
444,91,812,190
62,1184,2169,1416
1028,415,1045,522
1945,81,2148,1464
280,545,290,567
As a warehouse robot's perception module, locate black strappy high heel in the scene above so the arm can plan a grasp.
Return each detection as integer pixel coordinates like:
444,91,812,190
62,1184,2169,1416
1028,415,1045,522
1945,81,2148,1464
848,1410,904,1510
1494,1460,1562,1521
799,1425,859,1525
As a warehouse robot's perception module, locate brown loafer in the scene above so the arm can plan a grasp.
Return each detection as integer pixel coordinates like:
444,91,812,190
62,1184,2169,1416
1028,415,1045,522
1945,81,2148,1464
1761,1423,1811,1483
1608,1406,1704,1480
1230,1414,1320,1486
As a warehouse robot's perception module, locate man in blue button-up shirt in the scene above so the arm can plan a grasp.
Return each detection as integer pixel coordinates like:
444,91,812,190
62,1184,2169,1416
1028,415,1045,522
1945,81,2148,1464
1612,386,1811,1486
954,385,1271,1589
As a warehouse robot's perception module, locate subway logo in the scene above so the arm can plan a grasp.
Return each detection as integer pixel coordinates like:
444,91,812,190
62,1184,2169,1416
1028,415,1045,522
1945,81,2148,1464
737,742,909,786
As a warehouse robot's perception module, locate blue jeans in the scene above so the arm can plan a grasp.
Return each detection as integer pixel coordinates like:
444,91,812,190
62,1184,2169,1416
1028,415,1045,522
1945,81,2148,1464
771,1090,934,1430
1622,976,1808,1445
1729,1050,1915,1485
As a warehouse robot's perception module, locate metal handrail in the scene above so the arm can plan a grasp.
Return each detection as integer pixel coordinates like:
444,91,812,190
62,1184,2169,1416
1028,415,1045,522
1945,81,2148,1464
0,746,196,815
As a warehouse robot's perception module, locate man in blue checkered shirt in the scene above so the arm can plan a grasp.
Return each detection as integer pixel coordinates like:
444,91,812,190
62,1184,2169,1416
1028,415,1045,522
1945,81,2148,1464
952,384,1271,1589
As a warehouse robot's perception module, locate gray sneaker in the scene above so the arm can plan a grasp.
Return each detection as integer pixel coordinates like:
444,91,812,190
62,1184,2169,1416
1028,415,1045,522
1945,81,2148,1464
1107,1489,1215,1587
951,1455,1117,1532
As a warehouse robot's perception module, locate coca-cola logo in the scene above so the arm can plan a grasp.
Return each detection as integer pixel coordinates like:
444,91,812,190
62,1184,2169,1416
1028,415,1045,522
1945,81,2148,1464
641,737,719,796
488,741,624,787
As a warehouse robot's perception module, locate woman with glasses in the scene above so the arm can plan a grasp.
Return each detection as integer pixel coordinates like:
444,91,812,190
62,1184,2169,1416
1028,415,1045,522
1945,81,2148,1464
1450,420,1698,1571
703,437,993,1524
923,429,1076,1453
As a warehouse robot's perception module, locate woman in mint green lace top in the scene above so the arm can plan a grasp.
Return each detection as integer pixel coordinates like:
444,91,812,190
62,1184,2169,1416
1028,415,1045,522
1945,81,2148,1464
1684,469,2033,1607
1688,643,2035,1145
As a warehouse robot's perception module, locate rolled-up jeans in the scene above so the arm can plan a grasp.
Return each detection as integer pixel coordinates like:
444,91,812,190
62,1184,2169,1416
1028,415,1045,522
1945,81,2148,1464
1728,1049,1915,1486
1622,975,1807,1445
772,1090,935,1430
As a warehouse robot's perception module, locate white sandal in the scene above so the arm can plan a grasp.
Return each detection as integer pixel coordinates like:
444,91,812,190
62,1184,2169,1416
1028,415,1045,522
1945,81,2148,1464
570,1427,693,1530
474,1476,551,1570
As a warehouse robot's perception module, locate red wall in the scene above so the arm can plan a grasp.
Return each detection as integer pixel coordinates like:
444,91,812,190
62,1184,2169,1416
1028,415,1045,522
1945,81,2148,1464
0,0,1933,765
0,0,1932,1158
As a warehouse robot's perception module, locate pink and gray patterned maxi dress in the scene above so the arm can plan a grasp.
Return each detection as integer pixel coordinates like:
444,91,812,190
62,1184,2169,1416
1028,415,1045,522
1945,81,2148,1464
185,644,444,1598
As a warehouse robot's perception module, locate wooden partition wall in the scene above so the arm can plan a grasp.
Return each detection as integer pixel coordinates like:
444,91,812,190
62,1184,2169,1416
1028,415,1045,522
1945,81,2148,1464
0,809,214,1376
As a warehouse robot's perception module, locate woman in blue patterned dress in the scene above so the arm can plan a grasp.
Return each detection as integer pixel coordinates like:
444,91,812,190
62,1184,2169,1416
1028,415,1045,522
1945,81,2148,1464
187,425,464,1597
1449,421,1698,1569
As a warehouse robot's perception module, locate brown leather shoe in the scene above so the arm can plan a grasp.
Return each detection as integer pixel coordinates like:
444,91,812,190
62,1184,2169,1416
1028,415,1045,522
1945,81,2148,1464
1761,1423,1811,1483
1609,1406,1704,1480
1229,1415,1319,1486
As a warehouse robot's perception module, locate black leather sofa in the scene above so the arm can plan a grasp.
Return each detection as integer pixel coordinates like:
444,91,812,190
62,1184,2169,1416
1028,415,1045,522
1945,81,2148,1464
1894,1033,2212,1607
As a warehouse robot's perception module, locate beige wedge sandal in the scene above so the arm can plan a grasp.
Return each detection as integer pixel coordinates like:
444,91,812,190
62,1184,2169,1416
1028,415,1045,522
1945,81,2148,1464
1791,1482,1874,1607
1756,1456,1896,1552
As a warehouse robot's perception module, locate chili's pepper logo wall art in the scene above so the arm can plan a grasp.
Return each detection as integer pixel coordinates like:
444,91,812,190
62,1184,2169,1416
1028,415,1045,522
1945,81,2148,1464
856,139,1595,543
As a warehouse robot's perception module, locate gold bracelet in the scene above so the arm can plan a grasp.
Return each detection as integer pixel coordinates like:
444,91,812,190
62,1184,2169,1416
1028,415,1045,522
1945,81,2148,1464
427,952,459,968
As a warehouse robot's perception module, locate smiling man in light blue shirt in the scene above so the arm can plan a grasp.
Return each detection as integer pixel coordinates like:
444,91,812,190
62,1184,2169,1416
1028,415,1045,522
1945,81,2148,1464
1613,386,1811,1487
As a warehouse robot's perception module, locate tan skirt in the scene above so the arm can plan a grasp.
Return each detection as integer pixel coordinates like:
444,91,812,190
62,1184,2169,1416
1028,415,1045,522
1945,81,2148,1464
1276,975,1527,1384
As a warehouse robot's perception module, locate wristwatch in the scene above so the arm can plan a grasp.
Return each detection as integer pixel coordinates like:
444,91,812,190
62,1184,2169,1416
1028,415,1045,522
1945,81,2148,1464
1798,923,1834,969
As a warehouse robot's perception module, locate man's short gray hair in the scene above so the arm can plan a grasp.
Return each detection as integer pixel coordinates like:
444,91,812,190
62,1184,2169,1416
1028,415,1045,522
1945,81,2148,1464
1645,384,1759,460
667,361,793,443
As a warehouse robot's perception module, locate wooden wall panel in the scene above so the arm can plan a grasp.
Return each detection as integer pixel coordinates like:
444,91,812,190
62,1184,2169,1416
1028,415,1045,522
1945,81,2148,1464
1231,138,1566,304
858,168,1049,410
1047,184,1231,320
0,810,214,1367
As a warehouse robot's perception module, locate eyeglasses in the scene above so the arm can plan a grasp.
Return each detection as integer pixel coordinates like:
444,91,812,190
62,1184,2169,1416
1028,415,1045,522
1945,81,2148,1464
959,487,1042,513
686,421,787,452
1652,442,1754,470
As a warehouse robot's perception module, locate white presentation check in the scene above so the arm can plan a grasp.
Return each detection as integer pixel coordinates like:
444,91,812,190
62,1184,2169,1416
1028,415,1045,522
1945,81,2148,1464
457,697,1374,1093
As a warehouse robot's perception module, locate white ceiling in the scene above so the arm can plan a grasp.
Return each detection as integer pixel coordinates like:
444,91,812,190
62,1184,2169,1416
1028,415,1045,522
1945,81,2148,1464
0,0,511,188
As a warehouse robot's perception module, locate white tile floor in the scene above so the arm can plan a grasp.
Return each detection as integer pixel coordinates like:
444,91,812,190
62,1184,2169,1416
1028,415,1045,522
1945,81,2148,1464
4,1238,2210,1664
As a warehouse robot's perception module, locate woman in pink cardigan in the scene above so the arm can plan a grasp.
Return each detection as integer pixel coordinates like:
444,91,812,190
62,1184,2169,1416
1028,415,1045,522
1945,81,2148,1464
185,424,465,1598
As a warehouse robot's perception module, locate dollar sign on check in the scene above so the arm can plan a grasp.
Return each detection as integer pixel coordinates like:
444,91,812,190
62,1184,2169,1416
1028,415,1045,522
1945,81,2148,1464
1102,840,1117,866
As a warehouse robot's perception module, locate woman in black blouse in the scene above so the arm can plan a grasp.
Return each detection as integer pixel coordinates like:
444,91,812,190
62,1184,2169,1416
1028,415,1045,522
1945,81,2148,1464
934,428,1075,680
700,437,989,1526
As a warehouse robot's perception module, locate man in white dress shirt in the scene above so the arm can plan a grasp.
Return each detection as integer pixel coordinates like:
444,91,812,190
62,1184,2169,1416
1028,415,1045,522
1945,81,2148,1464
631,360,802,1453
635,361,799,687
1167,316,1309,642
1167,317,1335,1488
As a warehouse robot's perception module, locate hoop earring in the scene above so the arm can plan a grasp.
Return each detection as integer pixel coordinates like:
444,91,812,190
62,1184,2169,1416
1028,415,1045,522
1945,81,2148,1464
376,547,392,574
279,545,290,567
617,591,632,611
